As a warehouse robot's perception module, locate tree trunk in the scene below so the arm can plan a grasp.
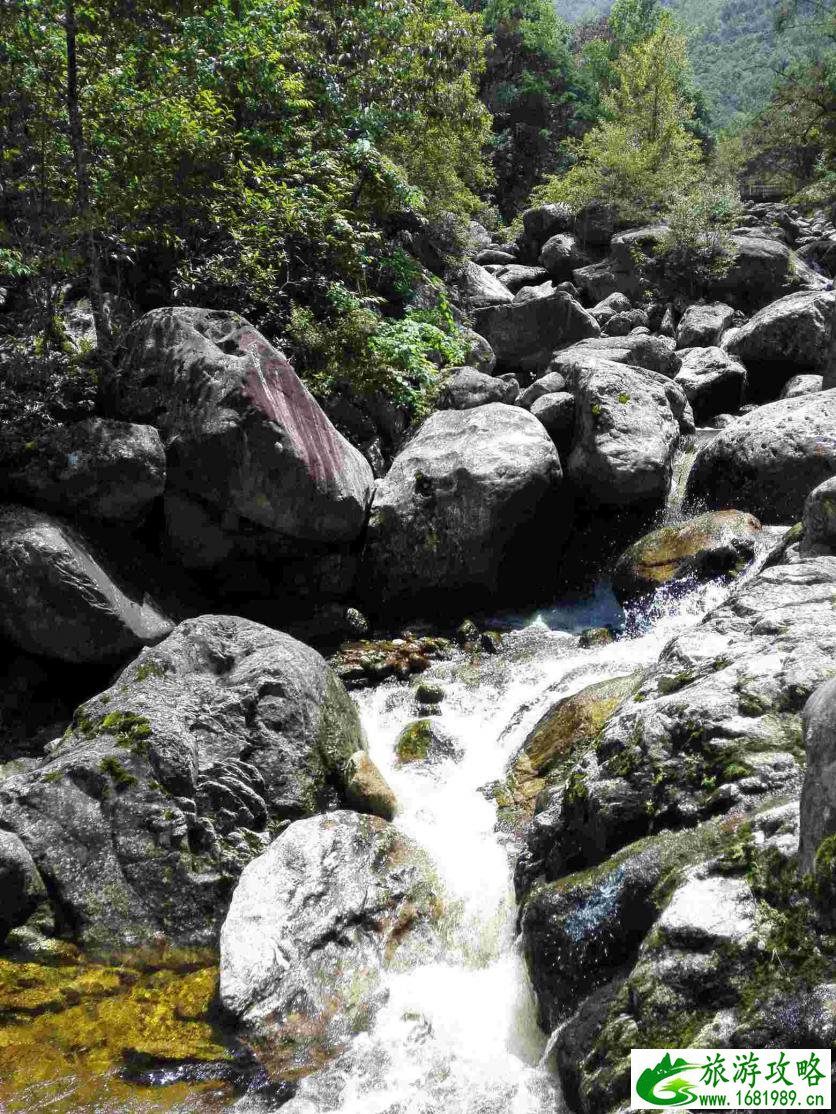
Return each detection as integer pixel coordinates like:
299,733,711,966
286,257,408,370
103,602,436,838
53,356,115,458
64,0,113,362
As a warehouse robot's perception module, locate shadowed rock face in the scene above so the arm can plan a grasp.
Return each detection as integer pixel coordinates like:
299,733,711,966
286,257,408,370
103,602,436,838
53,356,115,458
0,615,370,952
3,418,165,524
472,289,599,371
800,676,836,873
686,389,836,523
0,505,172,664
114,308,374,548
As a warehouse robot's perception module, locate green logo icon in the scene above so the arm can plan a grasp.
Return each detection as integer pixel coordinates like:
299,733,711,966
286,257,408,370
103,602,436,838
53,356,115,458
636,1053,702,1106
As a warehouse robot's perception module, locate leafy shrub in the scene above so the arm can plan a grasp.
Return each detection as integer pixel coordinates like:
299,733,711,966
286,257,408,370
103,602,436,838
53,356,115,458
287,283,467,417
654,181,743,297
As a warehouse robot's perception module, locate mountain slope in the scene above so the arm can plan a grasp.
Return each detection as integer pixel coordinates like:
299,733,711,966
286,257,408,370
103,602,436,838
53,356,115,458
555,0,823,129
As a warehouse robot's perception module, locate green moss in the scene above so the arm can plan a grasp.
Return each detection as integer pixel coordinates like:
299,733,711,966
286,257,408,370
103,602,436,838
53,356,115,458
134,660,167,683
98,757,138,791
658,670,696,695
617,392,630,404
590,402,602,417
396,720,433,763
0,952,233,1111
41,770,64,784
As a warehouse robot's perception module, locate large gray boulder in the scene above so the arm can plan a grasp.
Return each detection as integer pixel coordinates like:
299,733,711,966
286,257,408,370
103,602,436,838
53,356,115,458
114,307,375,547
0,830,48,943
538,234,585,280
436,368,517,411
781,373,823,399
220,811,440,1074
563,360,681,507
800,677,836,873
725,290,835,397
457,262,514,309
712,234,826,311
495,264,550,293
676,303,735,350
0,505,172,664
3,418,165,523
471,290,599,371
551,334,680,379
361,404,565,611
522,203,574,247
0,615,377,950
674,347,747,422
686,390,836,523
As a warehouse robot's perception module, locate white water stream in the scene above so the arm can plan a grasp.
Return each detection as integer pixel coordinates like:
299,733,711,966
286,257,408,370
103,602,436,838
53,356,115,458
270,578,735,1114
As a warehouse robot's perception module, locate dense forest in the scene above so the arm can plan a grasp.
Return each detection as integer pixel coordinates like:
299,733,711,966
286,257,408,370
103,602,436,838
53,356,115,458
0,0,832,455
557,0,828,128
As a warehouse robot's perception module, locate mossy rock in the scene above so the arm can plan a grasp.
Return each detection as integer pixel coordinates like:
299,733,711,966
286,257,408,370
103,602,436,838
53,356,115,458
0,949,235,1111
612,509,762,603
395,719,459,765
495,673,639,832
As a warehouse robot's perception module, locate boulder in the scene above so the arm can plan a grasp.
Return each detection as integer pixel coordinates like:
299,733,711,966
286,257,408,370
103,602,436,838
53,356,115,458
564,360,681,508
712,234,826,311
551,335,680,379
538,234,585,280
495,675,636,835
460,329,496,376
601,310,648,337
610,225,669,270
396,719,460,764
674,347,747,423
437,368,517,411
343,751,397,821
685,390,836,523
518,371,567,410
471,290,599,372
574,202,618,248
572,259,640,305
611,510,763,602
725,290,835,398
800,677,836,873
219,811,440,1074
522,204,574,247
474,249,517,266
361,404,565,612
675,303,735,350
530,392,576,450
114,308,375,546
459,261,517,309
0,505,172,664
514,281,555,304
0,830,49,943
3,419,165,524
801,476,836,555
496,264,550,294
0,615,369,950
590,293,633,326
781,373,823,399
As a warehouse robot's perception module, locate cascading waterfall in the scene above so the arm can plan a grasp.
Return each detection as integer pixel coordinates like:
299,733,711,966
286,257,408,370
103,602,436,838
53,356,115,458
264,578,738,1114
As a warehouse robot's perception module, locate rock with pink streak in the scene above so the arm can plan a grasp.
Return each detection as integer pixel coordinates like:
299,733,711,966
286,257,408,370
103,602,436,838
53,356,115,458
114,307,374,545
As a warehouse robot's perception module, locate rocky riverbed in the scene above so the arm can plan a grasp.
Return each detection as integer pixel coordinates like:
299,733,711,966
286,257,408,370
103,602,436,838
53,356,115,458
1,197,836,1112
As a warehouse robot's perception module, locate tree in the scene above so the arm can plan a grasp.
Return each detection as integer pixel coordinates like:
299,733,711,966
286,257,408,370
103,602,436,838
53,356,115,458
529,17,703,220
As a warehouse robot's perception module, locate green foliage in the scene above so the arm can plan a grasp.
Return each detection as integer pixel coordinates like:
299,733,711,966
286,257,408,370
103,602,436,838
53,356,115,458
287,283,467,416
530,19,703,220
0,0,492,407
653,179,743,297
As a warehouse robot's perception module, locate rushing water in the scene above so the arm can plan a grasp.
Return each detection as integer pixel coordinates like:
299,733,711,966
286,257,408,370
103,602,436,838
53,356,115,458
249,577,736,1114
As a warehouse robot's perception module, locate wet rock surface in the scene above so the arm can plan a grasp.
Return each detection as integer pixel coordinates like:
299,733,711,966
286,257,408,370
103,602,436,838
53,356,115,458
219,811,440,1078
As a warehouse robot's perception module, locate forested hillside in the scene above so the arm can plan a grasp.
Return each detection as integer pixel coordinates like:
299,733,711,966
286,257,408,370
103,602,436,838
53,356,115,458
557,0,825,128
